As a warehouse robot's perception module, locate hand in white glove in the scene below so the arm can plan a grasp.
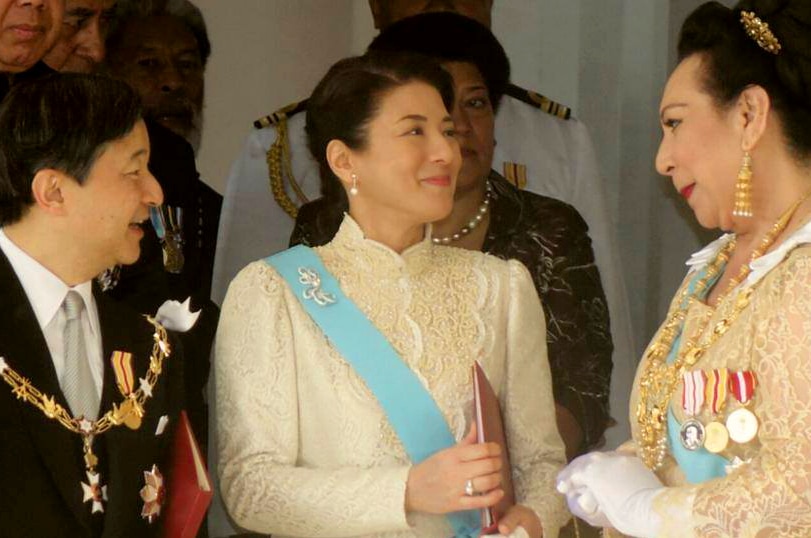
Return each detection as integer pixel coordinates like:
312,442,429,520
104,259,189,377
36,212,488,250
556,452,611,527
557,452,664,538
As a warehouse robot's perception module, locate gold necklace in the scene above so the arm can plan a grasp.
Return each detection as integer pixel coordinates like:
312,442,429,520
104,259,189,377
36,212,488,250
0,316,170,513
637,193,810,470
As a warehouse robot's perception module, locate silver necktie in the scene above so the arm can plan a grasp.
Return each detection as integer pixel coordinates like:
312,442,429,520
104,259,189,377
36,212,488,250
61,291,99,420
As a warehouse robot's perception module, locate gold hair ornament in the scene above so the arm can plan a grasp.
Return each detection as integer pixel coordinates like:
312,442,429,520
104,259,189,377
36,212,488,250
740,11,781,55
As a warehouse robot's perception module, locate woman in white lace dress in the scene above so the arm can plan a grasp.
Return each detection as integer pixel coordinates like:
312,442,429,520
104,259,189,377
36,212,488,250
214,53,566,538
557,1,811,537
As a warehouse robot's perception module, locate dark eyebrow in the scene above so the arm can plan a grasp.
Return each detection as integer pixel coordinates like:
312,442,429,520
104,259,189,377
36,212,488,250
396,115,454,123
397,114,427,123
659,103,687,121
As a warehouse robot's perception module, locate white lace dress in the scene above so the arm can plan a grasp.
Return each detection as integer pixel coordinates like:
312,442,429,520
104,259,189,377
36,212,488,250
214,216,567,537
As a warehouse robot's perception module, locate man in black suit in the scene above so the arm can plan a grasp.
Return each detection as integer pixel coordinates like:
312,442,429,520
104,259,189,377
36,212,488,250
0,74,184,537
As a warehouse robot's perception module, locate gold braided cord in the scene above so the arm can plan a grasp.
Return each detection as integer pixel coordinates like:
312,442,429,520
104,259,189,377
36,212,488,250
637,192,810,470
0,316,170,438
740,11,782,55
267,114,311,220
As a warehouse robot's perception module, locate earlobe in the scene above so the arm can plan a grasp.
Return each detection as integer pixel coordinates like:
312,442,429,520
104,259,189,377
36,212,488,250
31,169,67,214
326,139,355,189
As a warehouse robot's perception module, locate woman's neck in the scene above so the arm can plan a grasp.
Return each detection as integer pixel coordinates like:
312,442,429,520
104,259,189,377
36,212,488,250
347,209,424,254
432,177,487,239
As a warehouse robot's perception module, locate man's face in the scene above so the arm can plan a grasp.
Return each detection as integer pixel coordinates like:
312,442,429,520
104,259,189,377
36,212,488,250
368,0,492,29
43,0,115,73
64,120,163,270
0,0,64,73
105,15,204,150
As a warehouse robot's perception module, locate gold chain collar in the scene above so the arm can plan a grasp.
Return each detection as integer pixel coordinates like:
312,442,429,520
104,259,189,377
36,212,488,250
0,316,171,501
637,194,810,470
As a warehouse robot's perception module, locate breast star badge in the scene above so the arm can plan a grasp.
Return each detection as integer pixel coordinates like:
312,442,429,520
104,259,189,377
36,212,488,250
140,464,165,523
81,471,108,513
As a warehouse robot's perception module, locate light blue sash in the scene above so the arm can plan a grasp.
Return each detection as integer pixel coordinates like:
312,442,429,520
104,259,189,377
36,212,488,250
266,245,480,537
666,267,728,484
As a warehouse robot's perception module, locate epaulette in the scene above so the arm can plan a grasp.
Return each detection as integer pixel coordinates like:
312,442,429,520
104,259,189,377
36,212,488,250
253,99,309,129
504,83,571,120
256,99,311,219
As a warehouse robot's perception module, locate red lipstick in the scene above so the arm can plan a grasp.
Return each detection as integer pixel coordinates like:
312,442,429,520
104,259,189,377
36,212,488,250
422,175,451,187
680,183,695,199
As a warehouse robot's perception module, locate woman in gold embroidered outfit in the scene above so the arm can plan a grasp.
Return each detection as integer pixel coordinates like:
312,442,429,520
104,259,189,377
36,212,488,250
557,1,811,537
214,53,567,538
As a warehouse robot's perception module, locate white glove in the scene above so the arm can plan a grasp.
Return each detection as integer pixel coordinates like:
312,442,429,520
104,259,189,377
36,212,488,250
557,452,611,527
557,451,664,538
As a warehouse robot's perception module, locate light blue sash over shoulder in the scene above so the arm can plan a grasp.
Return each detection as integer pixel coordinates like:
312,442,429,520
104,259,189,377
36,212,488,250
666,267,728,484
266,245,481,537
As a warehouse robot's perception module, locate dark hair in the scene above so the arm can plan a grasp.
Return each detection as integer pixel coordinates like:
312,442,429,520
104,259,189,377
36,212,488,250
305,51,455,209
679,1,811,161
0,74,142,225
368,12,510,110
107,0,211,67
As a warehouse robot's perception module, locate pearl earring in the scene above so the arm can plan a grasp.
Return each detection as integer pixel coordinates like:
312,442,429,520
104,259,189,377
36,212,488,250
349,173,359,196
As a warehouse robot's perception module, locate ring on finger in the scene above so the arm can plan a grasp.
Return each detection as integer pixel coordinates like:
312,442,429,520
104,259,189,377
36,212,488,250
464,478,476,496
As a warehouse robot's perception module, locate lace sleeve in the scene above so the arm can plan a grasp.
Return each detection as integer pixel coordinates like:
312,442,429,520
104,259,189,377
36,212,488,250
503,260,568,537
653,253,811,537
214,262,412,536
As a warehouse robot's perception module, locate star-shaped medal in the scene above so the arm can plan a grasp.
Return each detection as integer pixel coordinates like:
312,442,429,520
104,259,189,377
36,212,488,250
81,471,108,513
139,376,153,398
140,464,165,523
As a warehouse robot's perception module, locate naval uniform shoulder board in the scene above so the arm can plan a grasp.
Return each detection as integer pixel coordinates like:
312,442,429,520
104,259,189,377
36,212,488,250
505,83,571,120
253,98,310,129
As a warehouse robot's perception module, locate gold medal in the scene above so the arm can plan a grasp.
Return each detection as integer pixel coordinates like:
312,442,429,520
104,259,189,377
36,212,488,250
703,421,729,453
726,407,759,443
161,232,185,274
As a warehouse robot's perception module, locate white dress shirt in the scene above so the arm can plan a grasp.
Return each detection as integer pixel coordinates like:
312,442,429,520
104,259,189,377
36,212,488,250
0,229,104,400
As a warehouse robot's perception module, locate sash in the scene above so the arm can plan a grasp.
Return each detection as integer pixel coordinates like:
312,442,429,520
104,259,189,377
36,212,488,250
266,245,481,537
666,267,728,484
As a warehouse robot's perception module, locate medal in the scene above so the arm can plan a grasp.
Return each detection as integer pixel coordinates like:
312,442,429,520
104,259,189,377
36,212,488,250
150,205,185,274
111,351,143,430
728,370,759,444
0,319,171,515
726,407,759,443
679,370,708,450
679,418,705,451
140,464,165,523
704,368,729,415
703,421,730,453
81,470,108,514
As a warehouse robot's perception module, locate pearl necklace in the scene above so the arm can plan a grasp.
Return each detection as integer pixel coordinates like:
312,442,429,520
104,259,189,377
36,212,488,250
432,181,492,244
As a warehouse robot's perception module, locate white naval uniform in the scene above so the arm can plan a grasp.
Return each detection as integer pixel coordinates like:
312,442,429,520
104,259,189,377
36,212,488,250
209,90,636,537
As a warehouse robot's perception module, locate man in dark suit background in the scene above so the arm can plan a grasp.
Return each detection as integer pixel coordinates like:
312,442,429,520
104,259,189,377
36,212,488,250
0,74,185,537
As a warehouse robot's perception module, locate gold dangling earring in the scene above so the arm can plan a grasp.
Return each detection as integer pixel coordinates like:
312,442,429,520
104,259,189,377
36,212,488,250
349,173,359,196
733,152,753,218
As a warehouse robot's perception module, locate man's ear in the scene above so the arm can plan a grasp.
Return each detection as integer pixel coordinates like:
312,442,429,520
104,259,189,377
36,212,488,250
736,85,770,152
30,169,70,215
326,139,355,190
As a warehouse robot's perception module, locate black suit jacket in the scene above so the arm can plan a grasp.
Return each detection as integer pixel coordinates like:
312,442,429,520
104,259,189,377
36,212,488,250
0,250,184,537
